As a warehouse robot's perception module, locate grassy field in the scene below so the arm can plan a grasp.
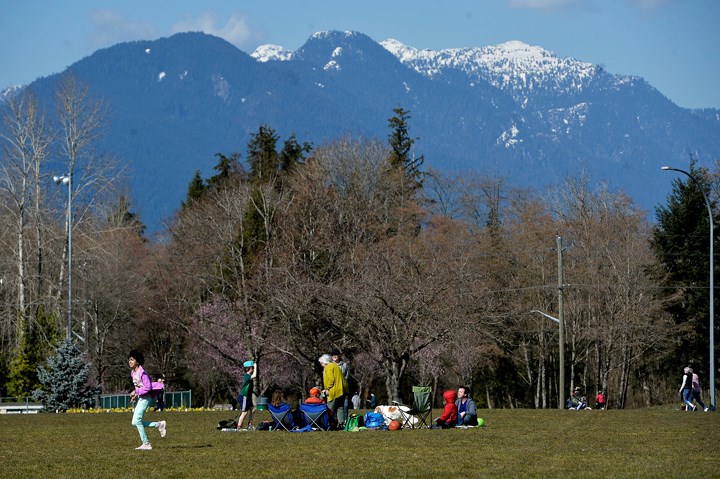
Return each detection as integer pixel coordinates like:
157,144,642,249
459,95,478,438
2,407,719,478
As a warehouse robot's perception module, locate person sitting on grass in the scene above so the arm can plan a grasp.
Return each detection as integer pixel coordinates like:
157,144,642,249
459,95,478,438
271,389,287,408
569,387,588,410
455,386,478,426
305,387,325,405
433,389,458,429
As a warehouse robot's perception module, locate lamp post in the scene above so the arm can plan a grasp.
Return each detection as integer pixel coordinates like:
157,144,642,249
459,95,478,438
530,310,564,409
53,174,72,340
661,166,715,411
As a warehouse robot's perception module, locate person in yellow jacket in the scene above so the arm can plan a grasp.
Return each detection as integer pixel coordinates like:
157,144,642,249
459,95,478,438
319,353,349,429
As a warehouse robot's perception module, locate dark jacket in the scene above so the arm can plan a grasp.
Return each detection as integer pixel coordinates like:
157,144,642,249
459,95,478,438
455,397,477,417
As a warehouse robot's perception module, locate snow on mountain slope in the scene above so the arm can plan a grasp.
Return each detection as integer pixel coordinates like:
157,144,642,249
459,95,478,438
381,38,614,107
0,85,24,104
251,44,293,62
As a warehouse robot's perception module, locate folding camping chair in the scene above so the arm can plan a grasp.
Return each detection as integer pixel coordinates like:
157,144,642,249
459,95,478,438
393,386,432,429
299,403,331,430
268,403,296,431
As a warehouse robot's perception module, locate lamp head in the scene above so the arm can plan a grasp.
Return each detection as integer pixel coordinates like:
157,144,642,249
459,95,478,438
661,166,671,170
53,175,70,185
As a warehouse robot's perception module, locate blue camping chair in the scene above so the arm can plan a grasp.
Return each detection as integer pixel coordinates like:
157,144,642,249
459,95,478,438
299,403,330,430
268,403,296,431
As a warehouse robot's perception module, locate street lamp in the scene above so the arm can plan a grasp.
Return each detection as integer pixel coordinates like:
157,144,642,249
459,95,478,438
661,166,715,411
53,174,72,340
530,309,564,409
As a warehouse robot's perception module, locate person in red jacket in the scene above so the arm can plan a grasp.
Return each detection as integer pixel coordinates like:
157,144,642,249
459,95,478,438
434,389,458,429
305,387,325,405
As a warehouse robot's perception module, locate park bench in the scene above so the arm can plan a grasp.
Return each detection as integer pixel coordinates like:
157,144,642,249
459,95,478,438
0,403,43,414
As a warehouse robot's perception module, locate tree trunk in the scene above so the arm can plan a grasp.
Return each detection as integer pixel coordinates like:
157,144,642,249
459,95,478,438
16,204,27,344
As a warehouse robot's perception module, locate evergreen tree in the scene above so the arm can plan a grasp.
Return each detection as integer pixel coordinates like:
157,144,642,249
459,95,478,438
7,306,57,397
33,338,101,411
207,152,245,190
239,127,310,261
108,195,146,237
247,125,280,185
379,107,426,237
652,163,715,370
182,170,207,208
279,134,312,176
387,106,424,194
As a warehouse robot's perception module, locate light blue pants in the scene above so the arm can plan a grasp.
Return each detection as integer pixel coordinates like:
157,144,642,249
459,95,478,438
132,397,159,444
682,389,695,411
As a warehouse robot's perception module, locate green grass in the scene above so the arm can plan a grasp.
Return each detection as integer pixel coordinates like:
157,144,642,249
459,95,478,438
2,407,719,478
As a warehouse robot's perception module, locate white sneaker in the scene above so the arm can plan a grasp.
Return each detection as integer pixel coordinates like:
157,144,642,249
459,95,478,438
158,420,167,438
704,407,709,412
135,443,152,450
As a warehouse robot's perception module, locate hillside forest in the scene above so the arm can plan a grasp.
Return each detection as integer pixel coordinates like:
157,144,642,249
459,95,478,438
1,76,716,409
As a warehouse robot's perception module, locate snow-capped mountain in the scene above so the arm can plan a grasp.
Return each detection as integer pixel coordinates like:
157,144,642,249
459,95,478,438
7,31,719,234
251,44,293,62
380,39,603,107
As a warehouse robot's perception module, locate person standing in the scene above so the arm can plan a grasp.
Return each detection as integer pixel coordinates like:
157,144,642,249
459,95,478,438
367,391,378,409
128,350,166,450
237,360,258,429
691,369,708,412
679,366,695,411
319,354,348,429
351,391,361,410
455,386,478,426
594,390,606,410
331,348,350,420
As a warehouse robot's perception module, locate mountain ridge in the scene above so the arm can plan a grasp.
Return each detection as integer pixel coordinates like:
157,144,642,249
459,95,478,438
3,31,718,234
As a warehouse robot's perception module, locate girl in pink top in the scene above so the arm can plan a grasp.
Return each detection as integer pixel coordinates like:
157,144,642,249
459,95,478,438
128,350,166,450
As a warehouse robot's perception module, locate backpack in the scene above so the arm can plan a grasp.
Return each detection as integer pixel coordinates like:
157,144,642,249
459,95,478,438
344,414,364,431
217,417,238,430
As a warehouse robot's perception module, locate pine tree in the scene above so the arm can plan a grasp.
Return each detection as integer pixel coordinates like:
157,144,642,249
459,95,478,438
387,106,424,194
278,133,312,176
379,107,426,237
108,195,146,237
7,306,57,397
33,339,101,411
652,162,715,370
207,152,245,190
239,126,311,261
247,125,280,185
182,170,207,208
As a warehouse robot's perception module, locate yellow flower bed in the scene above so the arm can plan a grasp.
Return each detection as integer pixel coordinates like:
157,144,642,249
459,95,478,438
65,407,213,413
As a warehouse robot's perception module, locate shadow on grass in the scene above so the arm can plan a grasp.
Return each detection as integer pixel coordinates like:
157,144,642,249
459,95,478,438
167,444,214,449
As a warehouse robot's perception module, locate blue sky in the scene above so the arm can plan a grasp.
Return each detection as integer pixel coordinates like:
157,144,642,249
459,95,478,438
1,0,718,109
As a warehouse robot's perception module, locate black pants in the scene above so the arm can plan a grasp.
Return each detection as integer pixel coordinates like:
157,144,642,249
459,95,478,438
692,391,706,410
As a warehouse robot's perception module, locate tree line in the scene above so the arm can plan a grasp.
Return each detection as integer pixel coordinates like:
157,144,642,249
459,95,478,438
0,76,715,409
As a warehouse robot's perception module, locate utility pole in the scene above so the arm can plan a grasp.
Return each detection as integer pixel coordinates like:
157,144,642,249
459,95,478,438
557,236,565,410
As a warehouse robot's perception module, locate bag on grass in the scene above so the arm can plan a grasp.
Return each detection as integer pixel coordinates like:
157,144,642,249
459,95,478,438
344,414,364,431
364,412,385,429
217,417,238,430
